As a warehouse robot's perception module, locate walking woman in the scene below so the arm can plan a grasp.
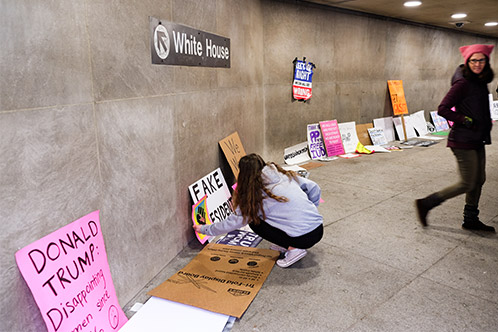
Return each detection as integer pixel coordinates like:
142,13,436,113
416,44,495,232
194,153,324,267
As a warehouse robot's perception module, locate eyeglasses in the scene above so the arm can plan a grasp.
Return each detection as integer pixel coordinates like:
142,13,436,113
469,58,486,64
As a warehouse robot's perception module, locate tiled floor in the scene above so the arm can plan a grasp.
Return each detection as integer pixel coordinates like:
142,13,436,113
125,128,498,332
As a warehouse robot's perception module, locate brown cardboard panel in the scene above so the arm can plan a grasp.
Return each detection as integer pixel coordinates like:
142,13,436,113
148,243,279,318
300,161,323,170
219,132,246,178
356,123,373,146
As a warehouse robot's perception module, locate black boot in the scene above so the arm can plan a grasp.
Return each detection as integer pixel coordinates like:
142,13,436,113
462,205,495,232
415,193,443,227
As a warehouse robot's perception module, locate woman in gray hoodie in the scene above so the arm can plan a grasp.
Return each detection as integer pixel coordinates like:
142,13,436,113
194,153,323,268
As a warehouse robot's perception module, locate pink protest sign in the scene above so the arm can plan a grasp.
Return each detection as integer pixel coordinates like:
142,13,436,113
319,120,345,157
15,210,127,332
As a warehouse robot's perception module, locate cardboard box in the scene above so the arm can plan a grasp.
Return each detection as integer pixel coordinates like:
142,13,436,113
148,243,279,318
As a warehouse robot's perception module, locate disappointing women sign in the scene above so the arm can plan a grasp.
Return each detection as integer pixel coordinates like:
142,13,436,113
150,16,230,68
15,211,127,332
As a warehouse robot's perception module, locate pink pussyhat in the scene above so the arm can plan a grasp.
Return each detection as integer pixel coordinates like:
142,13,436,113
459,44,494,63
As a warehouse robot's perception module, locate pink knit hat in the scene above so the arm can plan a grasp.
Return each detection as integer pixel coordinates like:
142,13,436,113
459,44,494,63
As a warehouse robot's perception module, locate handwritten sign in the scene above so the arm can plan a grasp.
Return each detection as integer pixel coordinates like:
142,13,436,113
189,168,233,225
283,141,310,165
218,132,246,178
292,59,314,101
338,121,360,154
307,124,327,160
388,80,409,115
319,120,345,157
367,127,388,146
15,210,127,332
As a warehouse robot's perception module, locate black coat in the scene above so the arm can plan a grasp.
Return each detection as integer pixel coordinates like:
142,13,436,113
438,65,492,148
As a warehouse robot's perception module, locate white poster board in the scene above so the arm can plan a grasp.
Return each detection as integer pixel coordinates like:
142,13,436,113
367,127,388,146
393,116,416,141
491,96,498,121
283,141,311,165
119,297,230,332
411,110,429,136
373,117,396,142
338,121,360,153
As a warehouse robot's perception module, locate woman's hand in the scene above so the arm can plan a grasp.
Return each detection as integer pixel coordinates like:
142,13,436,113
193,223,203,233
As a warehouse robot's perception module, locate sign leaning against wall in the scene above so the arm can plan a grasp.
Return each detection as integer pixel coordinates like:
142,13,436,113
150,16,230,68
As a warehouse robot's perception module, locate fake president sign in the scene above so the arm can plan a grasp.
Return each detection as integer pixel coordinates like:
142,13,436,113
292,58,315,101
189,168,234,243
15,210,127,332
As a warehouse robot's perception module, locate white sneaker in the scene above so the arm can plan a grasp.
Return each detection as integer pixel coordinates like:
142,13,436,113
276,248,307,268
269,244,288,253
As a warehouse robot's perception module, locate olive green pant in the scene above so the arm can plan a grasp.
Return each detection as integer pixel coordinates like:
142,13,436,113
436,147,486,207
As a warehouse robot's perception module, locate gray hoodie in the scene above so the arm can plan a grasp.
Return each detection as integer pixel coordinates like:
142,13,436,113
200,164,323,237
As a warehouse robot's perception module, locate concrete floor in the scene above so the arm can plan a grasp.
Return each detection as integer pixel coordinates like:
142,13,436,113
124,128,498,332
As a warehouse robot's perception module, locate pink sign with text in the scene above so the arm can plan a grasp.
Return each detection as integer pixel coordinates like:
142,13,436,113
319,120,345,157
15,210,127,332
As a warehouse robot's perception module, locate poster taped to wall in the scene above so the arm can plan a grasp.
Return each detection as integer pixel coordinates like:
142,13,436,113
15,210,127,332
292,58,315,101
189,168,234,225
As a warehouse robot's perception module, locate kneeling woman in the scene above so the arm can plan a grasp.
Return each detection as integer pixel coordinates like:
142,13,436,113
194,153,324,268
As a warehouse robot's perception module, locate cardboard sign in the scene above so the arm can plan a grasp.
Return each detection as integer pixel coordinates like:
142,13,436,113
319,120,345,157
192,195,214,244
307,123,327,160
292,59,314,101
283,141,310,165
15,211,127,332
430,111,450,132
356,123,373,146
338,121,360,154
148,243,279,318
388,80,409,115
189,168,234,225
367,127,388,146
219,132,246,178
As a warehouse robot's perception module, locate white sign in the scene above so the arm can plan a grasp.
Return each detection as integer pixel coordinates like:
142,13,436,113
338,121,360,154
189,168,233,224
373,117,396,142
367,127,388,146
393,116,417,141
411,110,429,136
283,141,311,165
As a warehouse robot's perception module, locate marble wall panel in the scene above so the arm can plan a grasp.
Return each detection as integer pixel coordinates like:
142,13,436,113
0,1,93,111
86,0,175,101
95,96,179,303
0,104,101,332
217,0,264,89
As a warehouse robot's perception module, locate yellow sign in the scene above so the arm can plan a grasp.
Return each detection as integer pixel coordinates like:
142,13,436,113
388,80,409,115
